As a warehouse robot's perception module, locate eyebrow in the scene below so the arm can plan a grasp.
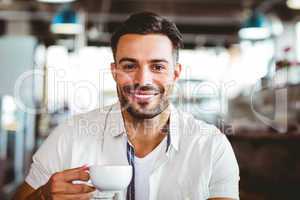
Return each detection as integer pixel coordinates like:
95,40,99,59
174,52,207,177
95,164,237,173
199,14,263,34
118,57,137,64
118,57,169,64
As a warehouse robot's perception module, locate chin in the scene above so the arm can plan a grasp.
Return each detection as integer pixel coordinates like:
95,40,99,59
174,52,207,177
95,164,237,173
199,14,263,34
127,107,161,119
126,101,169,119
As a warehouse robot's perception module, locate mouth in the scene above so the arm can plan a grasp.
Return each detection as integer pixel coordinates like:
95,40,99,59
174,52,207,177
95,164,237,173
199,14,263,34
127,90,160,103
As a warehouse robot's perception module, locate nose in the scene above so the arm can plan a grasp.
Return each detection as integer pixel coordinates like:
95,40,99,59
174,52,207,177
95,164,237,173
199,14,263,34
134,66,153,85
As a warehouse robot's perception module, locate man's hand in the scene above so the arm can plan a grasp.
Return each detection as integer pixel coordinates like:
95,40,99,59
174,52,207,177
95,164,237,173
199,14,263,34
40,165,95,200
13,165,96,200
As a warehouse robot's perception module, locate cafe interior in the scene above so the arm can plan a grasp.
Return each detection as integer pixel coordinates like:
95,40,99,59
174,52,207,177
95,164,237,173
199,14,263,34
0,0,300,199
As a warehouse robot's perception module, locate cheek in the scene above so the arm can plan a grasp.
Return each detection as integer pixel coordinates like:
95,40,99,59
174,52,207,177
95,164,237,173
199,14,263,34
115,73,135,87
154,75,174,89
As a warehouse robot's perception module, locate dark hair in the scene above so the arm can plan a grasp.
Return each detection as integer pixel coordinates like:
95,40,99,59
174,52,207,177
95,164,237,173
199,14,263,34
111,11,183,62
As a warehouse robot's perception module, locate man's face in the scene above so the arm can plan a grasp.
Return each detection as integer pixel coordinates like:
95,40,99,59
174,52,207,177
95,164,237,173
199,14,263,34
111,34,181,119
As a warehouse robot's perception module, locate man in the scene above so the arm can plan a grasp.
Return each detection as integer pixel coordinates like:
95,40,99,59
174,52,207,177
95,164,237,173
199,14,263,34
14,12,239,200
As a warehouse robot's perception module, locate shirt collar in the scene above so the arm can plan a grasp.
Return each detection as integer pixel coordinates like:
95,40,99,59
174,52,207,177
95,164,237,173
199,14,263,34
105,102,180,152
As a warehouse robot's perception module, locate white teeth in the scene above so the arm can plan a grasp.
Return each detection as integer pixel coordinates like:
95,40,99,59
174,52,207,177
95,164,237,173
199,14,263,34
134,94,155,99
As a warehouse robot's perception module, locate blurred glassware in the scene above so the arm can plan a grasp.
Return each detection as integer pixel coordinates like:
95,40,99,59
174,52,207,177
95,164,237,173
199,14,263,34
275,47,300,87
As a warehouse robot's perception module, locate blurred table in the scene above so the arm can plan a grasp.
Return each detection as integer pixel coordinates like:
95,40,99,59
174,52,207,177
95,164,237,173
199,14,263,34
227,131,300,200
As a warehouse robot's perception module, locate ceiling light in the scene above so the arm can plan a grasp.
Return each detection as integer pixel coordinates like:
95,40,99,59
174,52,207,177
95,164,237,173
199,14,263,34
51,7,82,34
37,0,77,3
239,11,271,40
287,0,300,9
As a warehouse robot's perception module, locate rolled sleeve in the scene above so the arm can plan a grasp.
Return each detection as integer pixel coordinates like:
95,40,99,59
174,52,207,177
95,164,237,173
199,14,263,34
25,157,52,189
25,122,72,189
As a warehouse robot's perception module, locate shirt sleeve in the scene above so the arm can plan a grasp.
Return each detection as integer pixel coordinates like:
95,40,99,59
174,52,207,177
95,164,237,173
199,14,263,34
208,134,240,199
25,122,72,189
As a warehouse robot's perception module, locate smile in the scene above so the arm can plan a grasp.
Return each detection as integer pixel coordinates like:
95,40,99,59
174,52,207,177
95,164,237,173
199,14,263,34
128,90,160,102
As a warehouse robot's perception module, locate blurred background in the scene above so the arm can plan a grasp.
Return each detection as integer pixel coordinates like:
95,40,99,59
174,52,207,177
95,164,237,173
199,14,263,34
0,0,300,199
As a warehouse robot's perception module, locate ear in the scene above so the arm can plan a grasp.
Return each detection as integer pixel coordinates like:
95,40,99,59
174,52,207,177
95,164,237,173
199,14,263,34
173,63,182,81
111,62,117,81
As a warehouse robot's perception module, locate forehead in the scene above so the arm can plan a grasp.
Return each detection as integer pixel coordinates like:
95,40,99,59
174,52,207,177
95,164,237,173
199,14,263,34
115,34,174,62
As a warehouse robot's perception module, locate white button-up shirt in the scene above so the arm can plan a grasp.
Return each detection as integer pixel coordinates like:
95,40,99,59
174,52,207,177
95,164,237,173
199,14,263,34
25,103,239,200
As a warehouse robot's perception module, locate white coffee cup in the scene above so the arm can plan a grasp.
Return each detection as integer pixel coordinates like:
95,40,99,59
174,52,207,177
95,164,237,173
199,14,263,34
89,165,133,191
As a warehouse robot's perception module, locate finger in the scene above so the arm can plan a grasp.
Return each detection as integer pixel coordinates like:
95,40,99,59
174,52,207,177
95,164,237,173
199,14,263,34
62,170,90,182
70,183,95,194
53,192,94,200
55,182,95,194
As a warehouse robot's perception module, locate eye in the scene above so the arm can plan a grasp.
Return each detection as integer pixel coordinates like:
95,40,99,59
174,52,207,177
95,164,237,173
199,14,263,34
122,63,136,71
152,64,166,72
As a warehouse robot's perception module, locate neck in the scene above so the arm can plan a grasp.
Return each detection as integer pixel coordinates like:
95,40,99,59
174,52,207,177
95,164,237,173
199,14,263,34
122,106,170,158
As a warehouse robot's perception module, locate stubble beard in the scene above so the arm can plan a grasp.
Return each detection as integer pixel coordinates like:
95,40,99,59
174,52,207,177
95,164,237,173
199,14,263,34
117,85,172,120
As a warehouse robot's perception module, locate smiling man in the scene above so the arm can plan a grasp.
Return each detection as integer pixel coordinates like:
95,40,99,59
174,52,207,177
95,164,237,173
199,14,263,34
14,12,239,200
